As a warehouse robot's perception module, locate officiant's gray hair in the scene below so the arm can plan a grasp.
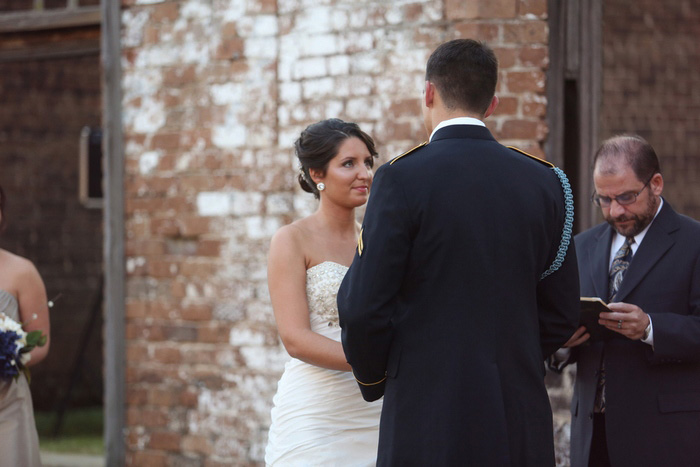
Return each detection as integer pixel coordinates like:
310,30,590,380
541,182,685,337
593,134,661,182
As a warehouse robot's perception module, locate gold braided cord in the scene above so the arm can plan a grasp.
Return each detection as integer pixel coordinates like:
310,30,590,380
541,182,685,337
353,372,387,386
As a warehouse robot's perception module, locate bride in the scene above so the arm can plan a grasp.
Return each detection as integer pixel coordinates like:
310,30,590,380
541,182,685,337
265,119,382,465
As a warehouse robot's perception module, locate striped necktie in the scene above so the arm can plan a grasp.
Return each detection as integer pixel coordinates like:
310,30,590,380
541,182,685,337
609,237,635,301
595,236,636,413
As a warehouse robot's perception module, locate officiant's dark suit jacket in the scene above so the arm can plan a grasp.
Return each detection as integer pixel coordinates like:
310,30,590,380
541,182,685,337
338,124,580,466
569,201,700,467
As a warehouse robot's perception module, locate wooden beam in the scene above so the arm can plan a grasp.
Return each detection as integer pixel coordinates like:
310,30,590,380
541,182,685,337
0,40,99,62
101,0,126,464
545,0,566,169
0,6,100,33
578,0,603,229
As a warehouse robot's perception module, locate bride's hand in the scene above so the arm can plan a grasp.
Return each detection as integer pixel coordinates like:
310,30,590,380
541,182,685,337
563,326,590,348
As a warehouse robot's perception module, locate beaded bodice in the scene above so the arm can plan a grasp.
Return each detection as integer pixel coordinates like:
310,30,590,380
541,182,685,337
306,261,348,330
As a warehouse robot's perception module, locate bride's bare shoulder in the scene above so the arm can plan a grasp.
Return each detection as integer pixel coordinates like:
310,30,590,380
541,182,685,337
0,249,35,273
269,217,317,265
273,217,316,245
0,249,42,296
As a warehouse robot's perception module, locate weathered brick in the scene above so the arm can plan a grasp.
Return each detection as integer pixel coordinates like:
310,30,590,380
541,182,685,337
501,119,547,140
196,240,223,257
148,387,182,406
181,304,214,321
522,95,547,117
520,45,549,67
446,0,517,19
506,70,546,93
148,431,181,451
180,260,219,277
151,2,179,23
153,346,183,364
126,301,149,319
182,435,214,456
494,96,519,115
454,22,501,43
127,387,148,405
130,450,167,467
180,389,199,408
148,259,181,278
128,407,169,428
163,324,200,342
127,239,167,256
518,0,548,18
198,324,232,344
503,21,548,44
493,47,517,69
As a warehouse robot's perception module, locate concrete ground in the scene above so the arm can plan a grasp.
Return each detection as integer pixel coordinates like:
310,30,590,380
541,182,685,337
40,451,104,467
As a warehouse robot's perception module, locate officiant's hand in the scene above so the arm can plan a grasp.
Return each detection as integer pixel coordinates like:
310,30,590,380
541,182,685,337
563,326,590,348
599,302,650,340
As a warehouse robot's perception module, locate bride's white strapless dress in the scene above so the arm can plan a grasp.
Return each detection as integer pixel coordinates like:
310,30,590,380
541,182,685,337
265,262,383,466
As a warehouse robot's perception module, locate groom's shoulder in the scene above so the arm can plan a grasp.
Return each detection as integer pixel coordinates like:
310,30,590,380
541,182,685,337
506,146,554,168
388,141,428,165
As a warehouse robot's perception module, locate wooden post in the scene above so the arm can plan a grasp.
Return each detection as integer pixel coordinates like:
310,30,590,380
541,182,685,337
101,0,125,464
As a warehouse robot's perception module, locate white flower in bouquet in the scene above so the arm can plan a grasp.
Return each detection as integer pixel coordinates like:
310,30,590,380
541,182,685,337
0,312,46,383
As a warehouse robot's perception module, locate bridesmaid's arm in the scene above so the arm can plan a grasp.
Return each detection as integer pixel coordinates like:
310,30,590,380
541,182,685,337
17,258,50,367
268,226,352,372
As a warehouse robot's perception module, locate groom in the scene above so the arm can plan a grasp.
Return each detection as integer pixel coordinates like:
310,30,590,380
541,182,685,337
338,39,580,465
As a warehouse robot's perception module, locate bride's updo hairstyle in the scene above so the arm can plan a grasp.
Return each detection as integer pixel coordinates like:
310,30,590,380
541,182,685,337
296,118,377,199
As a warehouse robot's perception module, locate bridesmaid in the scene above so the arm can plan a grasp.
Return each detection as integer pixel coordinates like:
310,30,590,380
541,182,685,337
0,183,50,467
265,119,382,465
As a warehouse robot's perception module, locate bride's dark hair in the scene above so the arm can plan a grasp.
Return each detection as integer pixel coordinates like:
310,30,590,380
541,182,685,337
296,118,378,199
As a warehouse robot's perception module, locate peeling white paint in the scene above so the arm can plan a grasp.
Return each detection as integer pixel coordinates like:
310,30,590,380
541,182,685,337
132,96,166,133
210,83,244,105
139,151,161,175
122,9,150,48
244,216,281,239
213,109,247,149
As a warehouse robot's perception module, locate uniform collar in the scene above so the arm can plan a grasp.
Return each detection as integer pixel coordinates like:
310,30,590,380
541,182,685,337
429,117,485,142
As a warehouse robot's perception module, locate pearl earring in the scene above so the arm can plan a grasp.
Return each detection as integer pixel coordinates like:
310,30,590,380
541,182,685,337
317,183,325,191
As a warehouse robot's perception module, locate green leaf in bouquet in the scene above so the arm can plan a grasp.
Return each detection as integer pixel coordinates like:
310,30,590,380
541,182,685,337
25,329,47,348
21,365,31,384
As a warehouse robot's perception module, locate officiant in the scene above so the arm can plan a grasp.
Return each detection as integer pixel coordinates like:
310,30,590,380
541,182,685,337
550,135,700,467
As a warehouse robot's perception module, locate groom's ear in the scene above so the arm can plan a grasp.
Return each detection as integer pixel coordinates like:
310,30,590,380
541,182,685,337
483,95,499,119
423,81,435,108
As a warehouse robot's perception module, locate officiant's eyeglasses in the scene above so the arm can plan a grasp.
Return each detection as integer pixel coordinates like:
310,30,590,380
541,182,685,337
591,175,653,207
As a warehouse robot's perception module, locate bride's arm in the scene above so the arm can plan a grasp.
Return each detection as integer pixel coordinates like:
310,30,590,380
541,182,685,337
16,256,50,366
268,227,352,372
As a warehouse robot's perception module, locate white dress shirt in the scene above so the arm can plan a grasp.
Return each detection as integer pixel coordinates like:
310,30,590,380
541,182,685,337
429,117,485,142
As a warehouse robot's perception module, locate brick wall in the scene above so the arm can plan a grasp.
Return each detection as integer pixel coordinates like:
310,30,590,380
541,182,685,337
601,0,700,220
120,0,551,464
0,50,104,409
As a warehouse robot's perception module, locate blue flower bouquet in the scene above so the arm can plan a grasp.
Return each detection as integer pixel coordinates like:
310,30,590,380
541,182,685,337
0,312,47,383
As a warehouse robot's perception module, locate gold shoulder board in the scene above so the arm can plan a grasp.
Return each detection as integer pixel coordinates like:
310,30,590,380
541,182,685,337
390,141,428,165
507,146,554,168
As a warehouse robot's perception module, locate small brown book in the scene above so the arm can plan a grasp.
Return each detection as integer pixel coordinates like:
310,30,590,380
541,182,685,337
580,297,618,341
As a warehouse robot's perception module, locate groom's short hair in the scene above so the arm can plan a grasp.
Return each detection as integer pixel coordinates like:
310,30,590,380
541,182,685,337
426,39,498,115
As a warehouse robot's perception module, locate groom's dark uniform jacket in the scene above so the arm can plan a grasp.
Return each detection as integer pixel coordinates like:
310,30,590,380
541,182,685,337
338,124,580,466
568,201,700,467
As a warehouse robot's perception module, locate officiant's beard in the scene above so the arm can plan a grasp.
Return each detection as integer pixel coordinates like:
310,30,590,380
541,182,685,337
605,194,657,237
